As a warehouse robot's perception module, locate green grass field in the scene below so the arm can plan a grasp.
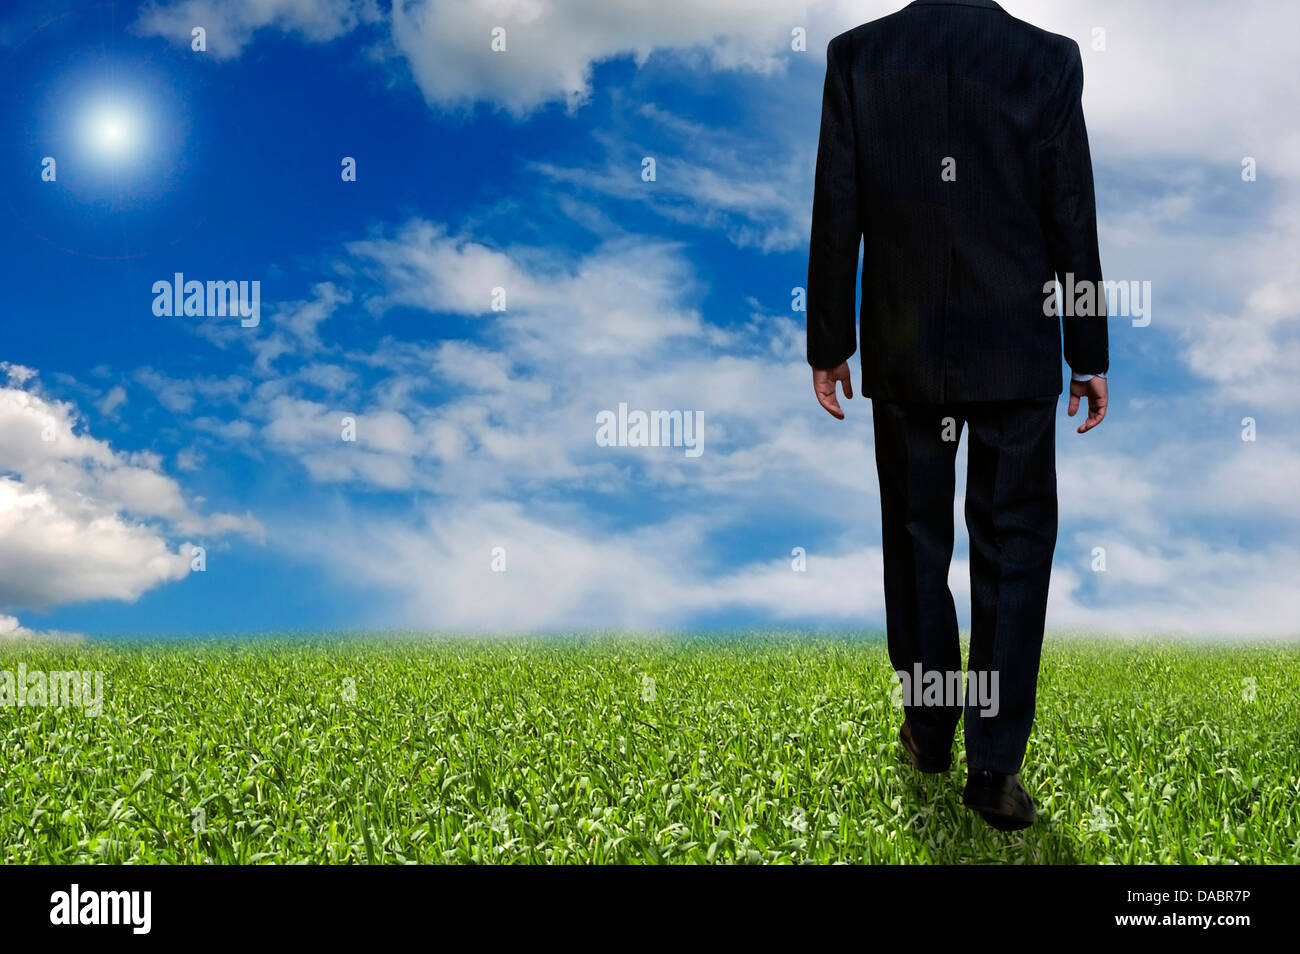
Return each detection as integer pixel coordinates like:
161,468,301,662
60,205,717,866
1,634,1296,864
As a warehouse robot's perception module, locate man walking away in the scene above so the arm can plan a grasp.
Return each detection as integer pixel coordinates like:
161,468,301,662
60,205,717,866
806,0,1109,831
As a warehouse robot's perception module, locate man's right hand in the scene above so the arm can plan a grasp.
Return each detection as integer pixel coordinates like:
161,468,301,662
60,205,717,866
1067,376,1108,434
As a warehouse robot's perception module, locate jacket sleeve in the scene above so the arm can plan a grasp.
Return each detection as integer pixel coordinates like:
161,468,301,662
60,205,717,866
1041,41,1108,376
806,36,862,370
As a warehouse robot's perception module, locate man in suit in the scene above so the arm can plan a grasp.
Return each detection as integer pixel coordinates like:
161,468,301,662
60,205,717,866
806,0,1109,831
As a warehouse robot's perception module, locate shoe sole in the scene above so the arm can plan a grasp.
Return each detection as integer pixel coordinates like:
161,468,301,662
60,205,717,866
974,808,1034,832
963,787,1036,831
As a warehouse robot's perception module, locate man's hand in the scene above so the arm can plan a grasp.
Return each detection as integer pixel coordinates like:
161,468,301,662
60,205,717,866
1068,376,1108,434
813,362,853,419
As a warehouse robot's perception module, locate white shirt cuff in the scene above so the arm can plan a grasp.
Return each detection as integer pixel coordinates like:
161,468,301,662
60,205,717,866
1071,371,1107,382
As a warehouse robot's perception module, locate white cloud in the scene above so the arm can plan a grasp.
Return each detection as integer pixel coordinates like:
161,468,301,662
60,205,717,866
313,500,703,630
346,221,535,316
133,0,379,59
0,376,262,622
1,363,37,386
533,104,813,253
175,446,204,472
0,478,189,611
134,366,251,416
1020,0,1300,175
1047,541,1300,637
386,0,809,117
0,614,85,642
97,385,128,418
1178,220,1300,407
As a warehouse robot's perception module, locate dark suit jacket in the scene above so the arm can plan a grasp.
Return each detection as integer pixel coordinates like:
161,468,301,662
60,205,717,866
806,0,1107,403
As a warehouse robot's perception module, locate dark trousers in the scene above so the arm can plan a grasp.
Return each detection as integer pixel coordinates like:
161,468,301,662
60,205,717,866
872,397,1058,775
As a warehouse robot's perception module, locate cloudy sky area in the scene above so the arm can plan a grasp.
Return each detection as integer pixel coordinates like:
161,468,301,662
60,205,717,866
2,0,1297,637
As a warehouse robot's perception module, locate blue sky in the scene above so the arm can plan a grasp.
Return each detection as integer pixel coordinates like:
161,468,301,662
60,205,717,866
2,0,1297,638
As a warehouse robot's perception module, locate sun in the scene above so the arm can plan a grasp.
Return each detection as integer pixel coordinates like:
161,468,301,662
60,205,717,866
85,103,142,159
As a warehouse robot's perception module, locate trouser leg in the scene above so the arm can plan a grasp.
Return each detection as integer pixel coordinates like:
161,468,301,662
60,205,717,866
961,398,1058,774
872,399,964,756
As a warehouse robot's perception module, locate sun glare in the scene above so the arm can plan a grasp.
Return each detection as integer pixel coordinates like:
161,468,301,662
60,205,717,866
85,103,141,158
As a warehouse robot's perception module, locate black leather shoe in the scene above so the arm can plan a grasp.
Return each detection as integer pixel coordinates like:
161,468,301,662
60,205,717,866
899,721,952,773
963,769,1037,831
